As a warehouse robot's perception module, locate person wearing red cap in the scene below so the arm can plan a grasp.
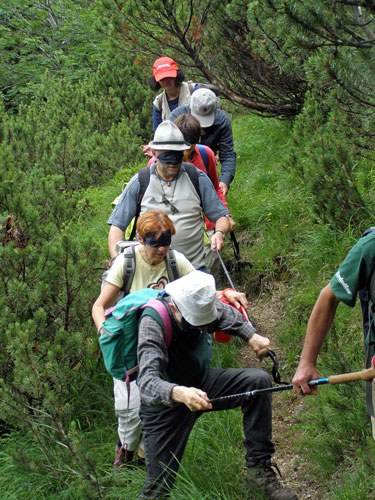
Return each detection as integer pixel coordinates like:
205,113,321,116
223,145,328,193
149,56,199,131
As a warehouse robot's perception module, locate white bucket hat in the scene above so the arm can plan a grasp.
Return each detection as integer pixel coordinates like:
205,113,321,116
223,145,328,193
190,88,218,128
165,270,218,326
148,121,190,151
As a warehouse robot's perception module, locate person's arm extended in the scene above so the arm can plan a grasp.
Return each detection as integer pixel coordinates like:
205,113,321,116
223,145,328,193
137,314,178,407
217,113,236,188
92,282,121,331
292,284,340,395
211,217,230,252
108,226,125,259
107,175,140,258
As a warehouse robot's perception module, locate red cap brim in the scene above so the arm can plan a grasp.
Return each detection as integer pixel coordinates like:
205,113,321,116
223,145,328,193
154,69,177,82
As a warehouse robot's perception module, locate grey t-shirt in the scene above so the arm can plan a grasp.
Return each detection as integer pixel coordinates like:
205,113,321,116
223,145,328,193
108,163,228,269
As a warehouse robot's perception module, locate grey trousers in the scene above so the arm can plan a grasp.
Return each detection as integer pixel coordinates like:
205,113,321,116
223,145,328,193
138,367,275,499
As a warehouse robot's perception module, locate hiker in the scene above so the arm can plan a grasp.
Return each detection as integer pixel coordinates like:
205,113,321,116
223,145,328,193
292,229,375,438
137,270,298,500
107,121,230,269
93,210,248,469
168,87,236,196
146,113,235,275
148,56,199,131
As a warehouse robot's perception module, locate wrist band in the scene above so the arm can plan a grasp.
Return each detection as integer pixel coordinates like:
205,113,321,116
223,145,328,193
215,229,226,239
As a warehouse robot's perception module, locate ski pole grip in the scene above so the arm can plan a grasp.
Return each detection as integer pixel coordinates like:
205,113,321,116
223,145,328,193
328,367,375,385
257,348,269,360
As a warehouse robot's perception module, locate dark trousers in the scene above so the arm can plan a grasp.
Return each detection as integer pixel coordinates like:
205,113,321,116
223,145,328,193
139,367,275,499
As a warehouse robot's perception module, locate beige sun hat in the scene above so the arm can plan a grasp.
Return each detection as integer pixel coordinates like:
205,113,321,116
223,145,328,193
148,121,190,151
165,270,218,326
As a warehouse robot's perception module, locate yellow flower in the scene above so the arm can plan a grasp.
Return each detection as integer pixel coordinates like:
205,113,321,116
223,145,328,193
268,212,272,216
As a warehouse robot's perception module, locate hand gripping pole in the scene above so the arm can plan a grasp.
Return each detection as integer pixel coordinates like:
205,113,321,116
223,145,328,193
208,365,375,404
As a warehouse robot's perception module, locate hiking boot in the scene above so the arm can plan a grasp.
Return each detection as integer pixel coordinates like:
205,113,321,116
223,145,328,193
113,445,134,473
246,459,298,500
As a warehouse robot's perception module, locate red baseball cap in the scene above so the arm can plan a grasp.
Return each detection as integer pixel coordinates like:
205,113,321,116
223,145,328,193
153,57,178,82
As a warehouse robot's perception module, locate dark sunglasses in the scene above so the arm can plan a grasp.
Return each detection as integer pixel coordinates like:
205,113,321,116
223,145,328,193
162,195,179,214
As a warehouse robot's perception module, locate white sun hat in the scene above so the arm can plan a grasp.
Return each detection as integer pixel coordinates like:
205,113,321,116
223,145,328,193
148,121,190,151
165,270,218,326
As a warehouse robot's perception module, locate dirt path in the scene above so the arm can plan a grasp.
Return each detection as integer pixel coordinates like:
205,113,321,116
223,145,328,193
239,282,330,500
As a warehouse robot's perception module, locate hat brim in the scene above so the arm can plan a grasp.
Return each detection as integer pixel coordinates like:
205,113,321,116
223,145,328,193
191,110,215,128
148,141,190,151
154,70,178,82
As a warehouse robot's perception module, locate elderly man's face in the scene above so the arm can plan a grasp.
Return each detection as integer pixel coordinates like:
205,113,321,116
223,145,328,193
155,150,183,180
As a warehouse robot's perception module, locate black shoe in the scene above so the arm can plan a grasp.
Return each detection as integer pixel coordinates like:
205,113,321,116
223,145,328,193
246,459,298,500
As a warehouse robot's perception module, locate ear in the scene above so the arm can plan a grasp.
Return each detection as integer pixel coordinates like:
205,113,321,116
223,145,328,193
137,234,144,244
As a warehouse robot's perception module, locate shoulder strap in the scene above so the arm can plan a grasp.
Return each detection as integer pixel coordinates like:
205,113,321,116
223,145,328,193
128,167,151,241
121,245,136,296
142,299,173,347
187,80,195,94
360,227,375,303
196,144,209,173
165,249,179,282
183,163,201,202
153,93,163,112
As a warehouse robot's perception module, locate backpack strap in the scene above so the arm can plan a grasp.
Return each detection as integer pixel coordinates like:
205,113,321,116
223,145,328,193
358,227,375,417
121,245,137,296
165,249,179,282
128,167,151,241
183,163,201,202
141,299,173,347
196,144,209,174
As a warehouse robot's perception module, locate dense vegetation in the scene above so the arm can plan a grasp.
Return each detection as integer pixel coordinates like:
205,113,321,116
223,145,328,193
1,1,375,498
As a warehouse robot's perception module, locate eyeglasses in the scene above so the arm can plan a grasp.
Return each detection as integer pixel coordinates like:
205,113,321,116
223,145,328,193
162,195,179,214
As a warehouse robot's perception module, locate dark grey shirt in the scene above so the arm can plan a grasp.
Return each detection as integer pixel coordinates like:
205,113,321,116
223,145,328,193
169,105,236,187
137,299,256,407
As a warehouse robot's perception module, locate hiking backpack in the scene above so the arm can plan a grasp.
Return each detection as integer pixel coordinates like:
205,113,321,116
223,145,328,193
101,241,179,302
99,288,172,382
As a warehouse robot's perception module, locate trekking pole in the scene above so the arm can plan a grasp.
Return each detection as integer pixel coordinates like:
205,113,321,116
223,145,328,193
216,250,269,361
217,250,236,289
208,364,375,404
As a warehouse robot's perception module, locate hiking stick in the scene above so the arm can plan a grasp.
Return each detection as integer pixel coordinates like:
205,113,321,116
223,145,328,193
217,250,236,289
208,365,375,404
217,250,269,361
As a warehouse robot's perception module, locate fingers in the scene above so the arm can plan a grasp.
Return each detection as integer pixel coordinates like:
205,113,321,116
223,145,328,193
249,333,271,354
210,235,224,252
292,365,319,395
219,181,228,196
256,348,269,360
186,388,212,411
